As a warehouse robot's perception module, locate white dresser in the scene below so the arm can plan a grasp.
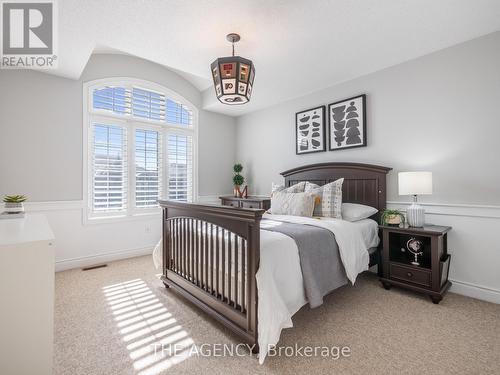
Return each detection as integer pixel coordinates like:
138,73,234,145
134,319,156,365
0,214,55,375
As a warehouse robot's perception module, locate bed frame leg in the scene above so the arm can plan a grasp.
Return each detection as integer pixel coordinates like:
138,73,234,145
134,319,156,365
163,281,170,289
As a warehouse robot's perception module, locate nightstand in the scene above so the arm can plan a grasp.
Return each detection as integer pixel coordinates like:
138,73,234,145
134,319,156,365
379,224,452,304
219,196,271,210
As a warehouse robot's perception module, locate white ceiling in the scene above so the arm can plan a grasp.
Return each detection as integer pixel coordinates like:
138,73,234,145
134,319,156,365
57,0,500,116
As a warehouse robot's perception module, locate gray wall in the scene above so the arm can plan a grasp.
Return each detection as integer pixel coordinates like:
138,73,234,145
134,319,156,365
236,32,500,205
198,110,236,195
0,54,236,200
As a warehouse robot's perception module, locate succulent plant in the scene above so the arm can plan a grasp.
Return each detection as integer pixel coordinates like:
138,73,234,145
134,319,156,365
3,195,27,203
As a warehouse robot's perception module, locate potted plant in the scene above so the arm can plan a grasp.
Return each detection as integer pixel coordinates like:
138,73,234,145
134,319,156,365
381,209,405,226
233,163,246,198
3,195,27,214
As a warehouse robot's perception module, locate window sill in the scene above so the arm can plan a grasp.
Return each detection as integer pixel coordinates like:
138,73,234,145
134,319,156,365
84,210,161,225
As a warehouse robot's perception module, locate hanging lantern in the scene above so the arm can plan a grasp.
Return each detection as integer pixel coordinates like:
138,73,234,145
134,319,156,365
210,33,255,105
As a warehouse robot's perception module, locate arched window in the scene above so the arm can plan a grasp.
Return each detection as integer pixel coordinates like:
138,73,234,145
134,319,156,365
83,78,197,221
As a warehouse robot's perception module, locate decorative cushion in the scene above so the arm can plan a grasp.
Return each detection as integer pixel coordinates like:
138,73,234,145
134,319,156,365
270,191,316,217
271,181,306,196
304,178,344,218
341,203,378,222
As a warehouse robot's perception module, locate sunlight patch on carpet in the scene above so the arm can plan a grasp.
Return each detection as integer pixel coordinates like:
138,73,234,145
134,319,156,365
103,279,193,374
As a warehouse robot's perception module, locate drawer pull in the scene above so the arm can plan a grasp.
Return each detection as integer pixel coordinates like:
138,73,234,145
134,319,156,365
407,272,413,277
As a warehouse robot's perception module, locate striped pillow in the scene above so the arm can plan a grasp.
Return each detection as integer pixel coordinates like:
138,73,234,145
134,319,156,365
304,178,344,218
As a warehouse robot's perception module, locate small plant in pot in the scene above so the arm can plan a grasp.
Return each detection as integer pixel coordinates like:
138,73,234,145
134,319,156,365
3,195,27,214
233,163,247,198
381,209,405,226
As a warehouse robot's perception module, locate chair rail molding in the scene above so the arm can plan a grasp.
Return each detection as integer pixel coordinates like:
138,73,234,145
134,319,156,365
387,201,500,219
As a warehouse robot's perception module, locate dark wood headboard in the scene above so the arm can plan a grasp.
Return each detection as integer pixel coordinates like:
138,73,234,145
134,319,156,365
281,162,392,220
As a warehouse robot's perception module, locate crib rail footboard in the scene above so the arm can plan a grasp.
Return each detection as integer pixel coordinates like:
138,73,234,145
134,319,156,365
159,200,263,349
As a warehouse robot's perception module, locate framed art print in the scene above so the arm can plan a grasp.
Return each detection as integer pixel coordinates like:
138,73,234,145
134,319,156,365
328,94,366,151
295,105,326,155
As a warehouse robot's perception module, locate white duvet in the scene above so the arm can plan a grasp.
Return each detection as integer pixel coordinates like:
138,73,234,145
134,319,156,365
152,214,379,364
256,214,379,363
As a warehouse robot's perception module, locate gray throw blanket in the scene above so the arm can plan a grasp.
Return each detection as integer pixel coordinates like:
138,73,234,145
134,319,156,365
261,219,347,308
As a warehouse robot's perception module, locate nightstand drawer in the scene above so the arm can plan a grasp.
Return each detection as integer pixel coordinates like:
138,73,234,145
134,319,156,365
219,196,271,210
221,199,240,208
241,201,261,209
390,263,431,288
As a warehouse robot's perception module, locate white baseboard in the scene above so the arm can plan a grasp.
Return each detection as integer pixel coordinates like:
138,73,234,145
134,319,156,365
449,279,500,304
55,245,156,272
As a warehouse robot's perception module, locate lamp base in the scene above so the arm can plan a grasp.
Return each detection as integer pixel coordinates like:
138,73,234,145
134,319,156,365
407,202,425,227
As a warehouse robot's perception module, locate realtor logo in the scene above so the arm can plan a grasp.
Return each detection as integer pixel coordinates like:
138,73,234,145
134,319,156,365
1,0,57,68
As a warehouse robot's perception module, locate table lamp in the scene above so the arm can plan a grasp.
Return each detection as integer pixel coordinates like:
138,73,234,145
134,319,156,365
398,171,432,227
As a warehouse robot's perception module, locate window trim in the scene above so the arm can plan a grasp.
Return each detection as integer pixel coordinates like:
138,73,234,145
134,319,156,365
83,77,198,224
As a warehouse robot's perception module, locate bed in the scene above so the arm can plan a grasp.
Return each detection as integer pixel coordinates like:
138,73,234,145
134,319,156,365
159,162,391,361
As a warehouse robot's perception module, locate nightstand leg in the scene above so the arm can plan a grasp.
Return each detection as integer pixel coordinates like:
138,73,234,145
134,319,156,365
381,281,392,290
377,250,383,277
430,295,442,304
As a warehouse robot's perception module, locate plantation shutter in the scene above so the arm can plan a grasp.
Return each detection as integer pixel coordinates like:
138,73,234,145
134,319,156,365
167,134,193,202
166,99,193,127
92,123,127,212
92,86,172,123
92,87,130,115
135,129,161,208
132,88,166,121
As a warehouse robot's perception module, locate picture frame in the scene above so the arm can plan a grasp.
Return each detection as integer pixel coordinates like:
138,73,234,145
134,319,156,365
295,105,326,155
328,94,366,151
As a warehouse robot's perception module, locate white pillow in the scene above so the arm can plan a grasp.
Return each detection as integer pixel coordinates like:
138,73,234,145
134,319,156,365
304,179,344,218
341,203,378,222
270,191,316,217
271,181,306,196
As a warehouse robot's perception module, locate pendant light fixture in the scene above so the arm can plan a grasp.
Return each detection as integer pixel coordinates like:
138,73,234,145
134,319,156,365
210,33,255,105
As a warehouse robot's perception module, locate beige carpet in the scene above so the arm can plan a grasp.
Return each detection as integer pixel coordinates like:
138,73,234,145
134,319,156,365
55,255,500,375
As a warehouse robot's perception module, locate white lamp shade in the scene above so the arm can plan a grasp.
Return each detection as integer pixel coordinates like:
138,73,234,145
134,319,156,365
398,171,433,195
